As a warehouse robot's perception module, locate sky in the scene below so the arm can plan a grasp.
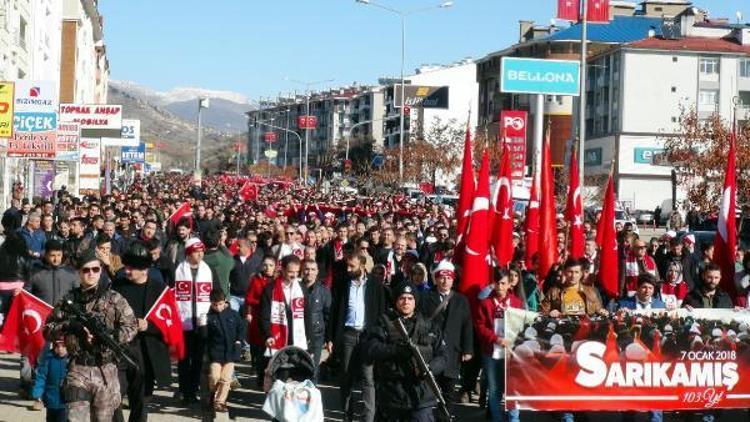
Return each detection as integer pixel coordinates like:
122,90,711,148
100,0,747,102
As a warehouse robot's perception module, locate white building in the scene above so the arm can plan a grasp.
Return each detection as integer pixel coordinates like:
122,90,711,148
584,10,750,211
60,0,107,104
0,0,62,82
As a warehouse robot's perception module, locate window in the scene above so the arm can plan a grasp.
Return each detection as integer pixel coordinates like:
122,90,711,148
672,57,678,62
699,58,719,75
671,86,677,93
698,89,719,111
741,59,750,78
18,17,27,50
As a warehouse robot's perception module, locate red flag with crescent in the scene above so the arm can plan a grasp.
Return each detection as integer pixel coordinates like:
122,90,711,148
460,150,492,310
146,287,185,360
0,291,52,365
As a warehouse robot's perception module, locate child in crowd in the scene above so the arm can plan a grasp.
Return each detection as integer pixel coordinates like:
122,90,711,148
31,339,69,422
204,289,243,413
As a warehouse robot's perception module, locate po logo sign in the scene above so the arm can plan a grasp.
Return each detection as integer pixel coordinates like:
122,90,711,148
500,111,528,138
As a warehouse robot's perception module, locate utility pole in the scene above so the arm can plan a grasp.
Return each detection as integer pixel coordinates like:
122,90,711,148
196,98,209,174
579,0,588,183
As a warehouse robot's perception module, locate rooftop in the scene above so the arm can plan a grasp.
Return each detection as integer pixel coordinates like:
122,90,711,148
626,36,750,54
544,15,664,43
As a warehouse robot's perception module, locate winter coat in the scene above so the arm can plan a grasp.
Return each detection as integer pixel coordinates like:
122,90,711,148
418,290,473,378
31,348,68,409
26,263,79,306
204,306,244,364
304,280,332,345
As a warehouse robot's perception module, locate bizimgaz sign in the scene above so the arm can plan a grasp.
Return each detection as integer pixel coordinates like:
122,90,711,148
501,57,581,96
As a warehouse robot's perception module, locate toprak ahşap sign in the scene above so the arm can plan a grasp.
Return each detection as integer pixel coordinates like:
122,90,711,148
59,104,122,138
500,110,528,178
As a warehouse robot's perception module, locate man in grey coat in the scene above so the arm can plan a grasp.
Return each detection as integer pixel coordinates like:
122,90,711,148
25,240,79,306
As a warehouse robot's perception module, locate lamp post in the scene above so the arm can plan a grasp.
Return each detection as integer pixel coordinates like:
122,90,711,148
195,97,209,174
355,0,452,184
285,78,334,183
257,120,305,179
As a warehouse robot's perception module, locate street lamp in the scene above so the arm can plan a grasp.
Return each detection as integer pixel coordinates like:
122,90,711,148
356,0,452,184
195,97,210,175
257,120,305,179
285,77,335,183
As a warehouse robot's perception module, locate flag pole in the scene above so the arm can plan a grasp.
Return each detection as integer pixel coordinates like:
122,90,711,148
579,0,588,186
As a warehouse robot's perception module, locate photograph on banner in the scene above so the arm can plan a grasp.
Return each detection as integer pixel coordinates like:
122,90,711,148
78,137,101,195
10,80,58,158
504,308,750,412
55,121,80,161
0,81,15,138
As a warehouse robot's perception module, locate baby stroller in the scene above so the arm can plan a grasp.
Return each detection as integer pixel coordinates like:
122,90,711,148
262,346,324,422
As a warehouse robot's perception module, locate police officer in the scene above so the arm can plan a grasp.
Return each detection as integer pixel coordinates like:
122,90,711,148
364,282,447,422
43,249,138,422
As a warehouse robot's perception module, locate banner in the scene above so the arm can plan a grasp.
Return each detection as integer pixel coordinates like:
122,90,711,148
102,118,140,147
32,160,55,200
59,104,122,138
505,308,750,411
55,121,80,161
394,85,450,109
10,80,57,158
78,137,101,195
0,81,15,138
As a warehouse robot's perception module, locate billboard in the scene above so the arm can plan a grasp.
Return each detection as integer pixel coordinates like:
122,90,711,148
9,80,58,158
394,85,449,109
121,144,145,164
59,104,122,138
55,121,80,161
102,119,140,147
0,82,14,138
500,110,528,178
501,57,581,96
297,116,318,130
78,137,101,195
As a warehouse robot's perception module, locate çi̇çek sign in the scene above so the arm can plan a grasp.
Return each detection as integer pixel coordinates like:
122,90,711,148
501,57,580,96
504,308,750,411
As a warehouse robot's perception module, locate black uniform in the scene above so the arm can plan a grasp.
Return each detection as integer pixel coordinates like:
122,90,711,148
364,312,447,422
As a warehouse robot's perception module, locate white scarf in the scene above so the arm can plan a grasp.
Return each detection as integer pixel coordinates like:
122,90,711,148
268,278,307,355
175,260,213,331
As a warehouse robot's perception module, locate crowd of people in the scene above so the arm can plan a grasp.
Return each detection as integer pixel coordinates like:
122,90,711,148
0,173,746,422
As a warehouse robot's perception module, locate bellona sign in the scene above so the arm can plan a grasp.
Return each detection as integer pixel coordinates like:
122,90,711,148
500,57,581,96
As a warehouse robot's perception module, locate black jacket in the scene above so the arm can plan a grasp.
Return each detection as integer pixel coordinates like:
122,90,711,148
203,306,244,364
0,252,32,281
305,280,332,344
229,252,263,296
259,281,313,347
112,277,172,385
418,290,474,379
364,312,447,411
682,288,734,309
330,276,387,349
26,263,79,306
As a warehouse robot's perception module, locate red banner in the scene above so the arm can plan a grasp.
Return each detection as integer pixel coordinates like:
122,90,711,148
500,111,528,178
557,0,581,21
505,308,750,411
264,132,278,143
297,115,318,130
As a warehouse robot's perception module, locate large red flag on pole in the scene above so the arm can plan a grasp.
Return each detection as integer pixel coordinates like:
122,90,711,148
565,144,585,259
0,291,53,365
587,0,611,22
491,140,514,268
597,169,619,299
557,0,581,21
538,125,558,281
524,172,540,270
713,125,738,302
460,150,491,307
454,118,475,262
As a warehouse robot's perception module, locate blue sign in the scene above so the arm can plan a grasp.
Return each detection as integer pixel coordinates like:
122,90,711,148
633,147,664,164
121,144,145,164
500,57,581,96
13,112,56,132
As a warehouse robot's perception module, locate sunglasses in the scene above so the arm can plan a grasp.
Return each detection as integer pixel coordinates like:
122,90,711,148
81,266,101,274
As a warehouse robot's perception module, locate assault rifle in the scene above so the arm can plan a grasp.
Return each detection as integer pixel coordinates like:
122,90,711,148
62,299,139,369
395,317,452,420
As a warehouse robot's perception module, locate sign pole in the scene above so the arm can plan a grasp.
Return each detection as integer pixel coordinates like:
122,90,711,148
579,0,588,184
534,94,544,180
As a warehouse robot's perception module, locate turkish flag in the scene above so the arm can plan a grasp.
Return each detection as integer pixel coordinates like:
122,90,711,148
587,0,610,22
524,172,540,270
146,287,185,361
460,150,491,309
713,127,738,302
239,181,258,202
538,126,558,282
491,141,515,268
557,0,580,21
0,291,52,365
169,201,192,227
597,171,619,299
565,146,585,259
453,120,476,264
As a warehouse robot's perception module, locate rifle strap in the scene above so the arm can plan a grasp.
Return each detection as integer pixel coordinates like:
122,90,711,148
428,292,453,322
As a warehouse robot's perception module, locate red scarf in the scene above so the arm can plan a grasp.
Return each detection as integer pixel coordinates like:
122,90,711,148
624,254,657,296
268,278,307,354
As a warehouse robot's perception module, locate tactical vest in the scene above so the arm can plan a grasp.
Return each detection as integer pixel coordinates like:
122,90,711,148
378,314,435,380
